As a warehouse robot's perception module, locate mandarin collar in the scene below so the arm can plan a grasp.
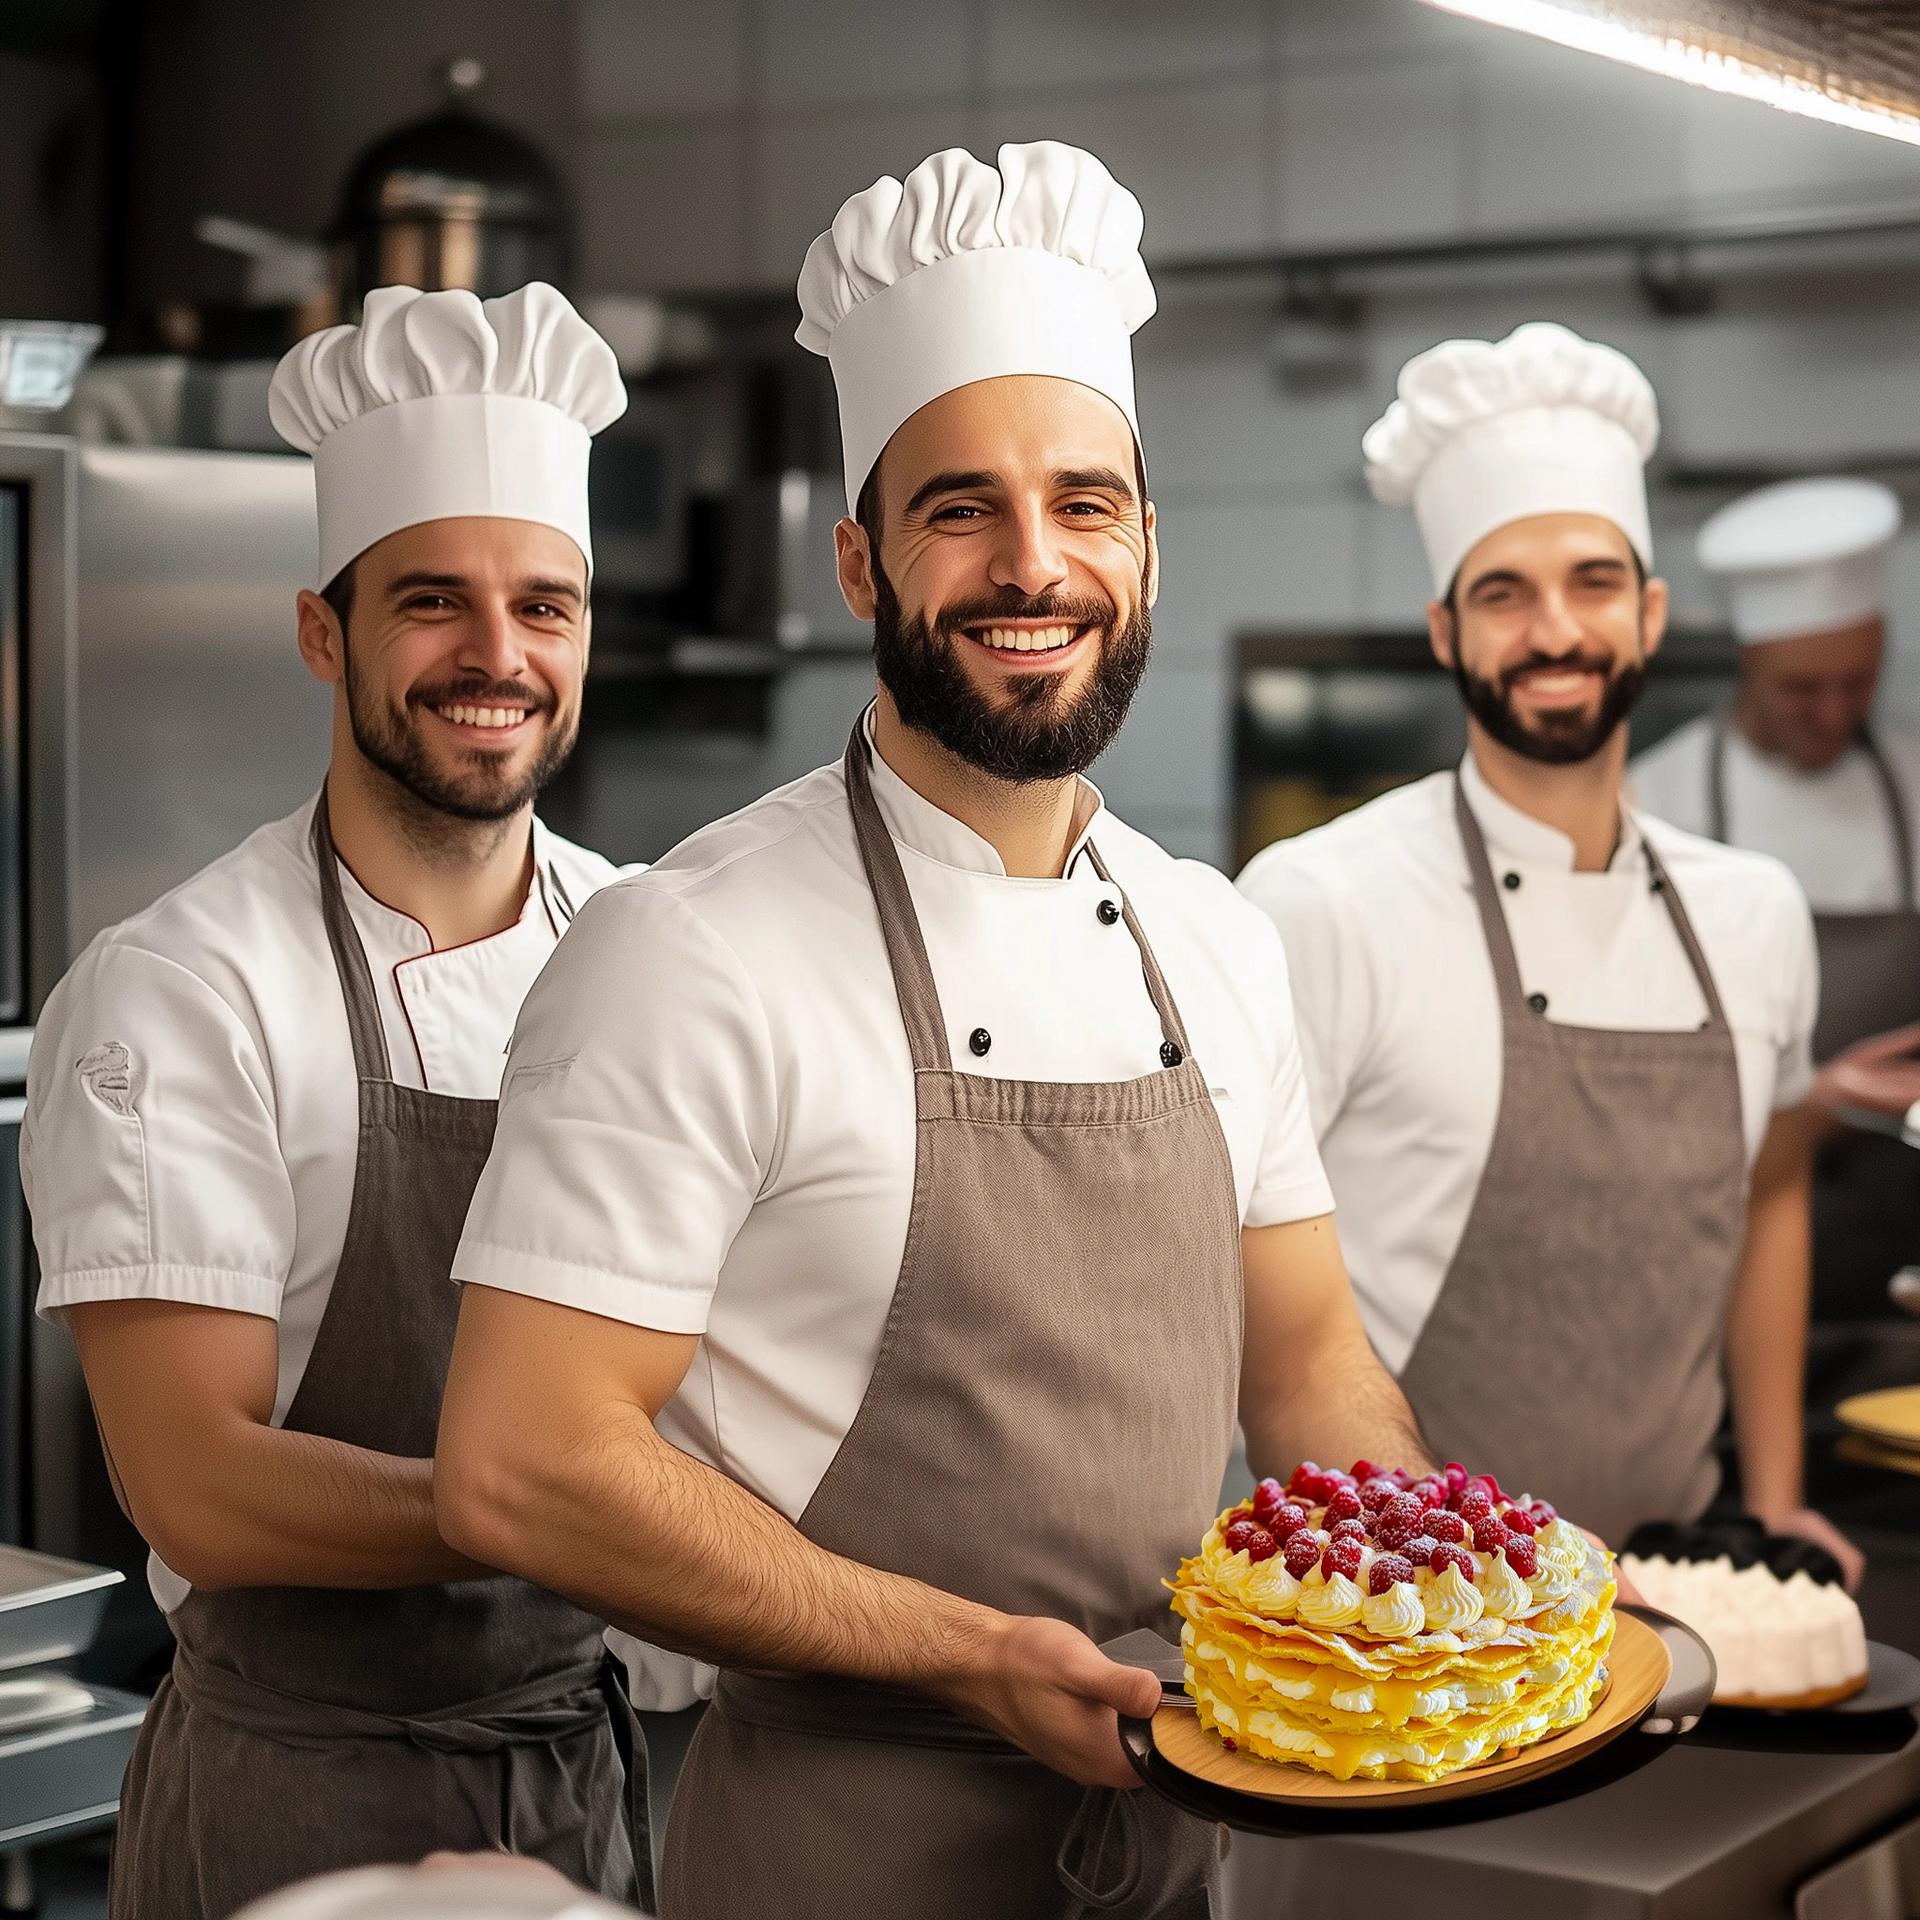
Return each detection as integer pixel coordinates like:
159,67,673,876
322,795,563,955
861,706,1106,880
1457,754,1644,876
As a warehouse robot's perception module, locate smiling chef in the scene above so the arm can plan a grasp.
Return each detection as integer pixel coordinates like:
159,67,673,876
1239,322,1859,1583
433,141,1433,1919
23,284,647,1918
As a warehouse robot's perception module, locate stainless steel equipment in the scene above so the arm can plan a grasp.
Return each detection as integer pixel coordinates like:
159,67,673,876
0,434,319,1686
0,1549,120,1675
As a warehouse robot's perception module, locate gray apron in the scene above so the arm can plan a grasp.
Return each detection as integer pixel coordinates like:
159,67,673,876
1708,717,1920,1325
1398,777,1749,1545
660,724,1243,1920
107,795,646,1920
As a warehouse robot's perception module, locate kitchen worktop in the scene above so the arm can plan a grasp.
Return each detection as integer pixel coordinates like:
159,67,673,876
1218,1699,1920,1919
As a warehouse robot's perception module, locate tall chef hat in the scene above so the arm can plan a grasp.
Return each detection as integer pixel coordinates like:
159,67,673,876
1698,477,1901,645
269,283,627,589
1364,321,1660,596
796,141,1156,513
231,1864,634,1919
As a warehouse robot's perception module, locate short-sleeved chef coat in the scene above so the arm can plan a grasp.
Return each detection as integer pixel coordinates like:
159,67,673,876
1236,756,1818,1377
454,718,1336,1705
25,797,632,1611
1632,717,1920,914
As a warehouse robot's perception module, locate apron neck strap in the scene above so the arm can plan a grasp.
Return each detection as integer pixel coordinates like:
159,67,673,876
1709,710,1916,911
841,720,1194,1071
843,724,954,1073
310,791,394,1082
1082,842,1193,1058
1453,771,1730,1030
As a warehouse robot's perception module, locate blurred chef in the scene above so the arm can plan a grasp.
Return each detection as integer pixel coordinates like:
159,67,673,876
1633,479,1920,1326
23,284,647,1920
434,142,1430,1920
1240,323,1859,1583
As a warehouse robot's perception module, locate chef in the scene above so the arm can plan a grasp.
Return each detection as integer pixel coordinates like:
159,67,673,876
1632,479,1920,1328
1239,322,1859,1581
24,284,647,1919
435,142,1431,1920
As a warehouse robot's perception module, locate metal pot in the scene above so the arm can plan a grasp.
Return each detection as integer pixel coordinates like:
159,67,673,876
329,59,568,313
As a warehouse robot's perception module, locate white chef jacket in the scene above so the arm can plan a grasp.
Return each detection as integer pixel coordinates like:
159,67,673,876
25,797,632,1611
455,716,1335,1703
1630,716,1920,913
1236,756,1818,1378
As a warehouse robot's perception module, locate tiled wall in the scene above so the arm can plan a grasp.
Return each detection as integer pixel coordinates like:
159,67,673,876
576,0,1920,866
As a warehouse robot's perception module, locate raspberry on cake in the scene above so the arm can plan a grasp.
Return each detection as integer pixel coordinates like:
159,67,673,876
1168,1459,1616,1784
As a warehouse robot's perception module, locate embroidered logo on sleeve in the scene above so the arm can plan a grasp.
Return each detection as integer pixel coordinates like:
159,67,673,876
77,1041,138,1116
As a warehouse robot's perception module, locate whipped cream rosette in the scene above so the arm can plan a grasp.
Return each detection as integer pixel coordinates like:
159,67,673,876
1169,1459,1616,1783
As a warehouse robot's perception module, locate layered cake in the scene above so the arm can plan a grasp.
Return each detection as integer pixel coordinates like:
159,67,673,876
1170,1459,1616,1783
1619,1553,1867,1707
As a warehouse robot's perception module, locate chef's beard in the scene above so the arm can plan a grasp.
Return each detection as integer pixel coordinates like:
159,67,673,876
870,565,1153,784
344,646,577,823
1453,647,1648,766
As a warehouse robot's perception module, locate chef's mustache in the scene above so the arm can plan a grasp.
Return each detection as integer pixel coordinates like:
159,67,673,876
408,678,557,715
933,590,1119,636
1498,650,1619,691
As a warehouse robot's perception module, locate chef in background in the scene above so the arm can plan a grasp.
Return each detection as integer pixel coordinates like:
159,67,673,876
1633,479,1920,1331
23,285,646,1919
1240,323,1860,1584
435,140,1432,1920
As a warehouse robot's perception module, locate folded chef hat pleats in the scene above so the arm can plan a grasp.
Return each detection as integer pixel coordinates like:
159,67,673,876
1364,321,1660,595
269,283,627,587
796,142,1156,513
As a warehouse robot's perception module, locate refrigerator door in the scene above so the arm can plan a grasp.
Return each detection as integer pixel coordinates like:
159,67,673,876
72,443,320,947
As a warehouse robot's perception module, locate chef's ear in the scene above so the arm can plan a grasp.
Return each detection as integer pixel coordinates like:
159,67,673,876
1143,497,1159,610
837,516,879,623
295,589,347,686
1639,574,1670,661
1426,597,1458,672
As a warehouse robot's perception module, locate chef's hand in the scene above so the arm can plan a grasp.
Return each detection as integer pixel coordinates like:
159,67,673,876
1757,1506,1866,1592
1810,1020,1920,1123
941,1613,1158,1790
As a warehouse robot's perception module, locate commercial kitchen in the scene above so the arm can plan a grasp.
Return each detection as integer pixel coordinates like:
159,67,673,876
3,2,1920,1916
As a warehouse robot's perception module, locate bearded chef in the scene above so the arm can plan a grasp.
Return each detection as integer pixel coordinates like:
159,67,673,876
24,285,648,1919
434,142,1432,1920
1633,479,1920,1330
1238,323,1861,1584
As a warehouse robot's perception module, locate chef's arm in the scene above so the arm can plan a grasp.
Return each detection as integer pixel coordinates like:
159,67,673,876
1238,1215,1434,1481
1725,1111,1864,1586
66,1299,484,1590
436,1287,1159,1790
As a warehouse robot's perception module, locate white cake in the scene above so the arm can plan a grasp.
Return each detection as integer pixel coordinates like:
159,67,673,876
1620,1554,1868,1706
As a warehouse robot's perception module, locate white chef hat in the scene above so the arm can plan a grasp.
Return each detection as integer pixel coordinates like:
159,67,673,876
231,1864,637,1920
1698,476,1902,645
269,283,627,589
1364,321,1660,595
795,141,1156,512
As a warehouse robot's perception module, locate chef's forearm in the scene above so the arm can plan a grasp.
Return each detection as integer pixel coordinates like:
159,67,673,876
1243,1325,1433,1484
136,1418,486,1592
436,1394,1004,1696
1239,1217,1434,1481
1726,1109,1814,1518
